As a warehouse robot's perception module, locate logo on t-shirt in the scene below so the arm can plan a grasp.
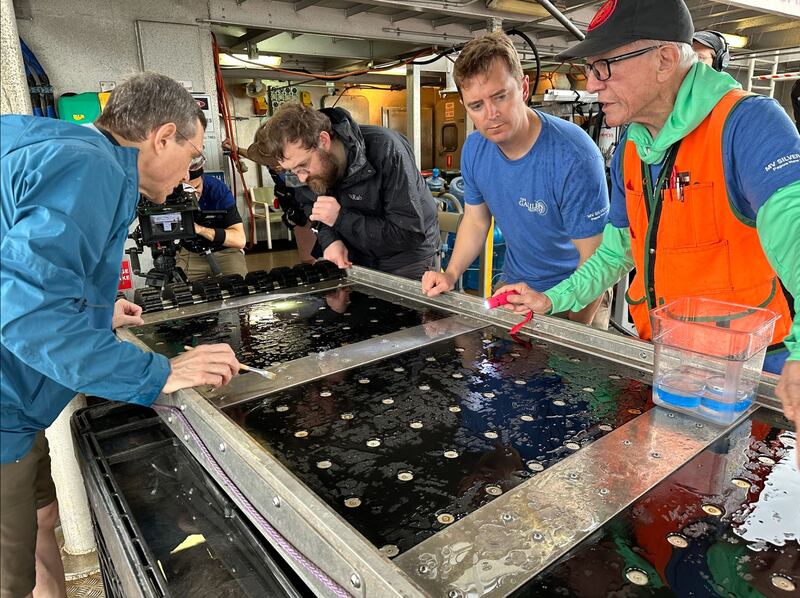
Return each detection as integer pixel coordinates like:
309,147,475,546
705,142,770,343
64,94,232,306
765,153,800,173
519,197,548,215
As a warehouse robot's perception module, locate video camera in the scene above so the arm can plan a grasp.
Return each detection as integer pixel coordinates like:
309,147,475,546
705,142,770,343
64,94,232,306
127,184,199,288
268,167,308,229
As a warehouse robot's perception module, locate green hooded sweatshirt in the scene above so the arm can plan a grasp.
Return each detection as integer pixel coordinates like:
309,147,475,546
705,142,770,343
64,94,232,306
544,63,799,361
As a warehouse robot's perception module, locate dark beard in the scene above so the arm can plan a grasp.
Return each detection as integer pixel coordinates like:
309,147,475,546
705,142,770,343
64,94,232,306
306,148,341,195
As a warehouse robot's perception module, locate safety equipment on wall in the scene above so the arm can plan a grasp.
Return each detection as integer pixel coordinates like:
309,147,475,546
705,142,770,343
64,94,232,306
19,37,56,118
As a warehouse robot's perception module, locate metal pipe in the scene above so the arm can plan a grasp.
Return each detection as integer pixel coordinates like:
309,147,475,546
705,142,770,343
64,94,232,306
534,0,585,41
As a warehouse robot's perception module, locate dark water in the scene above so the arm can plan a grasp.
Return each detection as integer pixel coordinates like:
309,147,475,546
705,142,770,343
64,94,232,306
224,328,654,555
78,404,309,597
519,408,798,597
131,285,448,368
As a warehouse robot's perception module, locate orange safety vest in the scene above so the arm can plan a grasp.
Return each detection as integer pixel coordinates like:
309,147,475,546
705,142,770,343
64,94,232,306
623,89,792,347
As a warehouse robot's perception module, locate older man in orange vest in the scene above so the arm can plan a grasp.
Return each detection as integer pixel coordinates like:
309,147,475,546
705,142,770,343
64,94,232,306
497,0,800,442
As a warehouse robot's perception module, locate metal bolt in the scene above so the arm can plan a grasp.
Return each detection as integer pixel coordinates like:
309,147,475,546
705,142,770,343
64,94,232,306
638,351,648,359
167,416,174,423
534,322,542,329
219,443,226,452
272,496,282,508
651,452,661,459
183,434,190,441
350,573,361,589
418,564,429,575
623,439,632,446
448,590,463,598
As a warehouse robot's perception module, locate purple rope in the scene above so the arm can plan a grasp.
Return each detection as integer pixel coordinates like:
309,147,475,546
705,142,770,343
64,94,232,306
154,405,352,598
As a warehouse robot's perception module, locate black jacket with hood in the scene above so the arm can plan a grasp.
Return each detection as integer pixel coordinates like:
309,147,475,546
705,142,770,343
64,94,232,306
290,108,440,273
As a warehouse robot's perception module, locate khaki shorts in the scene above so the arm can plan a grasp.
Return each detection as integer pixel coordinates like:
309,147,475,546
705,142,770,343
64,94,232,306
175,247,248,281
553,287,614,331
0,431,57,598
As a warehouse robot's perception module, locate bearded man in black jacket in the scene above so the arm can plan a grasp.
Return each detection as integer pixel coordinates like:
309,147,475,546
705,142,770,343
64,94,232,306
249,103,441,279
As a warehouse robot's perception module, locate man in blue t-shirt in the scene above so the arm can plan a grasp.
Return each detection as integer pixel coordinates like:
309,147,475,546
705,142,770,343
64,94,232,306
176,167,248,279
421,32,611,328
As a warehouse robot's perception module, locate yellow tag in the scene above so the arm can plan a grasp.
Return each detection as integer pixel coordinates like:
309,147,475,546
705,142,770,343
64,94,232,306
170,533,206,554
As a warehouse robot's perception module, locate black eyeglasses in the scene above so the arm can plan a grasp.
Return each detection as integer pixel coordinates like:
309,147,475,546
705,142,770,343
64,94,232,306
175,129,206,170
585,45,663,81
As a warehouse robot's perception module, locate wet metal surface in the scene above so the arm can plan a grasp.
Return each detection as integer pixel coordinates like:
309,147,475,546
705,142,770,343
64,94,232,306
78,404,304,597
522,407,798,597
222,329,654,556
131,285,449,370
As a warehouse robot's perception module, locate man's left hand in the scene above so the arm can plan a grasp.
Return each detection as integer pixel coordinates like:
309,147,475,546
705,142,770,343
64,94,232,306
112,299,144,330
311,196,340,227
775,359,800,467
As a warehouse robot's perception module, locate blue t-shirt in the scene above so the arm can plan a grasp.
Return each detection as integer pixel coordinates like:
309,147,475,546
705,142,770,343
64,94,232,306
198,174,236,211
609,95,800,227
462,110,609,292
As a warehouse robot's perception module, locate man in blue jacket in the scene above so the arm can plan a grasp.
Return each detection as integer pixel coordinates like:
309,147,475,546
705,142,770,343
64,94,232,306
1,73,239,598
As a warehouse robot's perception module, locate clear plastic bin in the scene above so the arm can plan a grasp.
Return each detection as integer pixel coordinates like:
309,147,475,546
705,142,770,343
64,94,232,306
651,297,779,424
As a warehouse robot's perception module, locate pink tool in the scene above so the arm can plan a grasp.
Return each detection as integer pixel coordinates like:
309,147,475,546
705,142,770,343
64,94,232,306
485,289,520,310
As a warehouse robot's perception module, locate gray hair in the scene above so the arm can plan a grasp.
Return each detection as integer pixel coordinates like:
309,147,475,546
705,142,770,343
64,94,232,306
95,72,205,141
636,39,697,69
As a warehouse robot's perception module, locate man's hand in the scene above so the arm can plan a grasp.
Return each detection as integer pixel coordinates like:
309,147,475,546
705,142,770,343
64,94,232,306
112,299,144,330
221,138,238,155
493,282,553,315
311,196,341,227
162,344,240,394
775,359,800,466
422,270,456,297
323,240,352,269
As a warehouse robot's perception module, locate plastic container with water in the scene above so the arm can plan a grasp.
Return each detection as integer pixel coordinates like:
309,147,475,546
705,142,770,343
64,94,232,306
425,168,446,195
651,297,779,425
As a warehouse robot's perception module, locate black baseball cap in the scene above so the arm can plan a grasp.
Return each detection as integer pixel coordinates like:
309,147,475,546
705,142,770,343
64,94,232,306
556,0,694,60
693,30,726,53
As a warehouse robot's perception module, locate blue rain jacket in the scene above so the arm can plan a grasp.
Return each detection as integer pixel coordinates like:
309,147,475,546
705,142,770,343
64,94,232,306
1,115,170,463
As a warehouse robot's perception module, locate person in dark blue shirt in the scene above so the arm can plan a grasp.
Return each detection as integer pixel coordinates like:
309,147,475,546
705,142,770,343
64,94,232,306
176,167,247,279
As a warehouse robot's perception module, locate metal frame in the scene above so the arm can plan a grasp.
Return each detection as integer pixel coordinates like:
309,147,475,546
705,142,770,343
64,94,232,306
116,266,782,597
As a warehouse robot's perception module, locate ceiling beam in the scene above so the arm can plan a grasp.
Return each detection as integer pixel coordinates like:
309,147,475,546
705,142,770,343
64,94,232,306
294,0,321,12
432,16,461,29
344,3,372,18
391,10,421,23
233,28,283,48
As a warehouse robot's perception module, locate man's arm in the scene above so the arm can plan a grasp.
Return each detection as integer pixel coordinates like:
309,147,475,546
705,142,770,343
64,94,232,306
194,221,246,249
333,147,431,256
565,233,604,324
757,181,800,446
500,224,633,315
422,203,492,296
1,149,171,403
1,148,239,402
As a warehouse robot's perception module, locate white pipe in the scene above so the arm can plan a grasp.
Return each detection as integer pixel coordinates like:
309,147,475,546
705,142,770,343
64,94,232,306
46,395,96,556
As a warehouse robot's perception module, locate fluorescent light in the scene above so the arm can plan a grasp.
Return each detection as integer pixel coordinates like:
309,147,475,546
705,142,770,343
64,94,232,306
382,66,410,76
219,53,282,67
722,33,748,49
486,0,549,18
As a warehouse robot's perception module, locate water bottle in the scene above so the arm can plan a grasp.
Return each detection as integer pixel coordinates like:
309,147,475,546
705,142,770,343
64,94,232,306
426,168,445,195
